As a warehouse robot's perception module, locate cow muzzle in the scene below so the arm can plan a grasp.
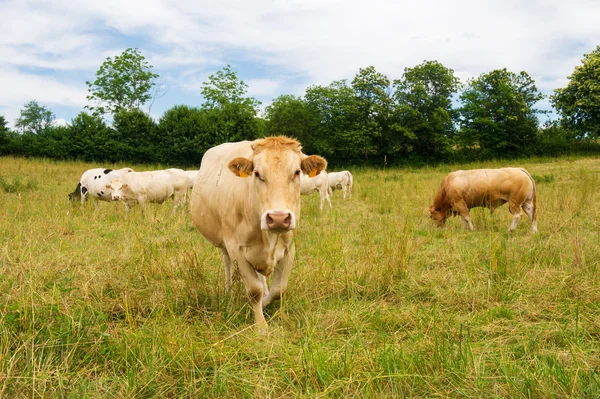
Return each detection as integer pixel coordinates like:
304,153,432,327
112,195,120,201
261,210,296,232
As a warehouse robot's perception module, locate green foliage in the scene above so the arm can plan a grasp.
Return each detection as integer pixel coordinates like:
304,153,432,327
201,64,261,112
0,115,11,154
393,60,462,161
305,80,374,163
155,105,206,165
264,95,317,151
14,100,55,135
351,66,392,161
86,48,159,117
551,45,600,139
458,68,544,157
112,109,157,163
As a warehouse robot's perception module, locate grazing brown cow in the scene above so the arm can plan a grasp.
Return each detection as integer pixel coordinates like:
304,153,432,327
191,136,327,326
429,167,537,232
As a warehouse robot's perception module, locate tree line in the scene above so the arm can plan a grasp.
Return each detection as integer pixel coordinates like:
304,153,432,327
1,46,599,168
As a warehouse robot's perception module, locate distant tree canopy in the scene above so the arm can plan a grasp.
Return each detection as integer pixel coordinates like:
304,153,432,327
551,45,600,139
2,48,600,165
86,48,159,117
14,100,55,135
393,60,462,161
458,69,544,157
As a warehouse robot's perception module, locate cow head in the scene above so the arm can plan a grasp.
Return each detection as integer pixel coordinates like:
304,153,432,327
228,136,327,232
429,205,449,227
105,179,127,201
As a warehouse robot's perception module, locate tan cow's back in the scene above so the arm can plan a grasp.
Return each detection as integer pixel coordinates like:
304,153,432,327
444,168,533,206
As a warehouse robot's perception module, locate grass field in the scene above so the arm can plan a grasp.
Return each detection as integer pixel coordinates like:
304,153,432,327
1,155,599,398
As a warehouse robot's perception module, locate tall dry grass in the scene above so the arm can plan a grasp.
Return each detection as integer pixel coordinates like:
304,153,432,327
0,155,599,398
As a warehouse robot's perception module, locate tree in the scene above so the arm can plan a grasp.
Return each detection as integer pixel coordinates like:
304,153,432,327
393,60,461,161
0,115,12,154
14,100,55,135
264,95,317,150
458,68,544,156
551,45,600,139
304,80,370,163
68,112,115,161
199,65,262,144
351,66,392,161
201,65,261,111
112,109,157,163
86,48,159,117
155,105,207,165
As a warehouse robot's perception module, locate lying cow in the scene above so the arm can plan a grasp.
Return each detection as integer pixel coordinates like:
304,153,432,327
191,136,327,326
107,168,189,214
327,170,353,199
429,167,537,232
68,167,134,207
300,170,332,210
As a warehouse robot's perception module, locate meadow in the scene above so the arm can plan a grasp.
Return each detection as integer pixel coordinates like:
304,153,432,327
0,155,599,398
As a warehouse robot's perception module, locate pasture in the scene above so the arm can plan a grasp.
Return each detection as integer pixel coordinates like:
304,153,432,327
1,155,599,398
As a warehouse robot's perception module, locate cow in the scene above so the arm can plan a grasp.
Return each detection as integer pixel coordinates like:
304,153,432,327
68,167,134,207
106,168,189,214
191,136,327,326
300,170,332,210
186,170,199,189
429,167,537,232
327,170,353,199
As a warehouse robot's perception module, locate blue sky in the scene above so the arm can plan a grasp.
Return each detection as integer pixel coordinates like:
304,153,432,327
1,0,599,127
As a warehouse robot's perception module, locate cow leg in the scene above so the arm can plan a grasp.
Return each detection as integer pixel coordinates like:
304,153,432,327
263,242,295,308
319,191,325,210
508,203,522,231
455,202,474,230
221,250,232,292
521,201,537,232
94,197,99,210
236,257,267,326
173,190,186,214
342,186,347,199
256,271,269,295
325,191,332,209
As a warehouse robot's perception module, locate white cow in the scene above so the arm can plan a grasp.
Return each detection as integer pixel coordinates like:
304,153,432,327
68,167,134,207
327,170,353,199
191,136,327,326
300,170,332,210
185,170,199,189
107,168,189,214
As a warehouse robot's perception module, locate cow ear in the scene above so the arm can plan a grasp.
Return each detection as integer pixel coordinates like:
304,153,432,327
228,157,253,178
105,184,111,189
301,155,327,178
122,184,128,189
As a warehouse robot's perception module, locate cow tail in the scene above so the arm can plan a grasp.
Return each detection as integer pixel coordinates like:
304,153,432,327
520,168,537,223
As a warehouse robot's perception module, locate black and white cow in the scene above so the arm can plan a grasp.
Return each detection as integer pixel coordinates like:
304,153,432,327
68,167,134,207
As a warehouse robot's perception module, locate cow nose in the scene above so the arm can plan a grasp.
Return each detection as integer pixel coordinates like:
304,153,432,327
112,195,119,201
266,211,292,230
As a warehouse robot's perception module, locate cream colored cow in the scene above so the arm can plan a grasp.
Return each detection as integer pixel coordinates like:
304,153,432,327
107,168,189,214
191,136,327,326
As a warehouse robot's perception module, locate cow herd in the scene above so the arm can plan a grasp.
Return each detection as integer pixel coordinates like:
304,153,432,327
68,136,538,327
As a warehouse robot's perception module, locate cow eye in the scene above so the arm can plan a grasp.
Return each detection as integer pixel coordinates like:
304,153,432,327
254,171,264,182
293,170,301,179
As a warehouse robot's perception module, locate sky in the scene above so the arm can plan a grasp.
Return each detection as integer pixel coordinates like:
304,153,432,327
1,0,599,128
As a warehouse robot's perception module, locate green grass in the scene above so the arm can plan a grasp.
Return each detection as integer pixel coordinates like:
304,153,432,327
1,155,600,398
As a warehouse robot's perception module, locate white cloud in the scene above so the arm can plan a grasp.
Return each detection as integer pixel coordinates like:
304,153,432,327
1,0,599,124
